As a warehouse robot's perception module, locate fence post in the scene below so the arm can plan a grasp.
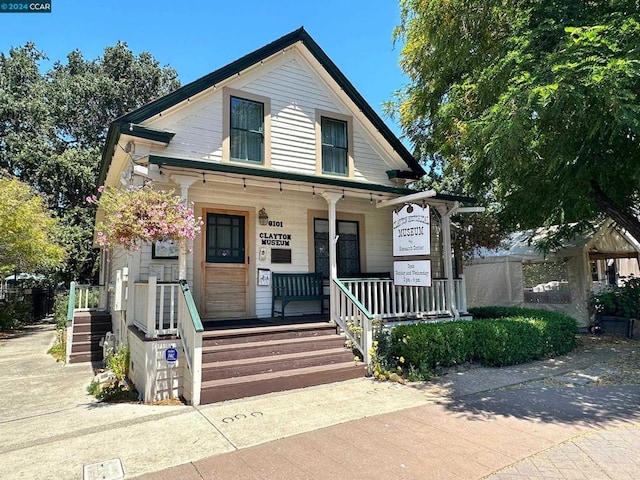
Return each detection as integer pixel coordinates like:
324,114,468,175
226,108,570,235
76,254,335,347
146,276,157,338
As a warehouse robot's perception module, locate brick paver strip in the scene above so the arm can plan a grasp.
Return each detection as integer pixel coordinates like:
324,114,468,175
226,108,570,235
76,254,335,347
487,424,640,480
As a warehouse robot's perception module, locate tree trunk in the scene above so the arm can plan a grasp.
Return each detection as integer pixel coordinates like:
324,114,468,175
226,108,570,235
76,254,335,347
590,181,640,243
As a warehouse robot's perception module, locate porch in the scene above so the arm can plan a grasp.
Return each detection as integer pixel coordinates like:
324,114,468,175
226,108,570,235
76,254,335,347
68,275,467,405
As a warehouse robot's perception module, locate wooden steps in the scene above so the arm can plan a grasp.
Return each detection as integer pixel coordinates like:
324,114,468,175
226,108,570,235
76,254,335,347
199,321,364,404
68,311,111,364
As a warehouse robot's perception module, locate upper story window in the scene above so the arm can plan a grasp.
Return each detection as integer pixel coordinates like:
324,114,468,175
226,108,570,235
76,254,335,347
223,88,271,166
321,117,348,175
315,110,353,177
230,96,264,164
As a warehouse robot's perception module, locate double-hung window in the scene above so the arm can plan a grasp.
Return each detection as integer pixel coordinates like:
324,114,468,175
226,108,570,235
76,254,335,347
314,218,360,278
230,96,264,164
321,117,348,175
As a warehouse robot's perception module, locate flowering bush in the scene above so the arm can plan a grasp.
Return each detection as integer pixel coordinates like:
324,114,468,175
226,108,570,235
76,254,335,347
87,183,203,251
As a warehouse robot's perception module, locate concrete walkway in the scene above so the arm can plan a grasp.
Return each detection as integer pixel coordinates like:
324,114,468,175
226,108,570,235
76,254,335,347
1,321,638,479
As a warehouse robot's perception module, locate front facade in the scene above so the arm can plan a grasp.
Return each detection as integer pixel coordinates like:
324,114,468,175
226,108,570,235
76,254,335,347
92,28,473,404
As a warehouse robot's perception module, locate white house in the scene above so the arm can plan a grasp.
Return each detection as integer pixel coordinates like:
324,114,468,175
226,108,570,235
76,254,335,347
71,28,474,405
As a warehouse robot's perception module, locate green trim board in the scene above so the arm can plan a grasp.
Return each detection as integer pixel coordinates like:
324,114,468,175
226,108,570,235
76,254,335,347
99,27,425,187
98,123,174,186
148,155,475,204
150,155,412,195
126,124,176,143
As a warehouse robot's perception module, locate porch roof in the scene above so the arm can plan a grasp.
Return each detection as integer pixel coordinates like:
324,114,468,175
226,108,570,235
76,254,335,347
148,155,475,204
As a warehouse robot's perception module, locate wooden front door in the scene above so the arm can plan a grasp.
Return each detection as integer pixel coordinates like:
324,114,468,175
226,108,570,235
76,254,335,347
204,211,248,318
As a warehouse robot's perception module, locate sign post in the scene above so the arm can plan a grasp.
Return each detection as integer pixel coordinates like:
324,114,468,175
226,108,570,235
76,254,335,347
165,345,178,399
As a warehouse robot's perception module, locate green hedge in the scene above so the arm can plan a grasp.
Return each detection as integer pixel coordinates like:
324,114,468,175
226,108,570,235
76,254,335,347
376,307,577,379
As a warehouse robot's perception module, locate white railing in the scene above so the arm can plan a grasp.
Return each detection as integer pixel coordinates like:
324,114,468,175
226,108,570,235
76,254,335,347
133,277,179,338
177,280,203,406
74,284,101,311
331,278,375,364
453,276,467,314
340,276,468,319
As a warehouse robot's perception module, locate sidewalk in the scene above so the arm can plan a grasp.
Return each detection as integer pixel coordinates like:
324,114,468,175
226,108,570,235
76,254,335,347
1,322,638,479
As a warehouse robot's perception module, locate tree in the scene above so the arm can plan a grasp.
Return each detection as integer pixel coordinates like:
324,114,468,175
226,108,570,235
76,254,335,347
0,42,180,281
0,177,66,275
393,0,640,248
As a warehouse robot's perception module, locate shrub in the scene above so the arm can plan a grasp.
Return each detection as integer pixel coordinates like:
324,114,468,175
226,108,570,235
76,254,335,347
53,293,69,331
0,295,31,330
588,277,640,319
373,307,577,380
105,344,130,381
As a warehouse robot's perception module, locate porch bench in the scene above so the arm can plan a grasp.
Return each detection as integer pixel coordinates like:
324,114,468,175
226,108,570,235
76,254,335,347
271,272,329,318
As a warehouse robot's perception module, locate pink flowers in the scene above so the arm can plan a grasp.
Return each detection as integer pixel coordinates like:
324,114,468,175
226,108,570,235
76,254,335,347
91,182,203,251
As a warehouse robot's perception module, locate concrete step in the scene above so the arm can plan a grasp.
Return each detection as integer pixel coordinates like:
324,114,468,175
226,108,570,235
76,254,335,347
200,361,364,404
201,347,356,381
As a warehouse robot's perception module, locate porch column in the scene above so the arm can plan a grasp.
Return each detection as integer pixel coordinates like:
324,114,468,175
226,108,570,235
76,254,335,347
322,191,343,316
170,175,198,280
438,203,459,319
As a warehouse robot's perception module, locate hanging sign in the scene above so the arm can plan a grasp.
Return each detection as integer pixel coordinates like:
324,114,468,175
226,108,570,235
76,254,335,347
393,203,430,257
394,260,432,287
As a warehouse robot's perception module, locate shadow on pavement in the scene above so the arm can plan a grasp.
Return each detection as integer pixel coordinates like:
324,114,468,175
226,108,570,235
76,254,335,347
440,385,640,426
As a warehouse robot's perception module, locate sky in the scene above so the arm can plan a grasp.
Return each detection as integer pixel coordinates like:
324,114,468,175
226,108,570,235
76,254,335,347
0,0,409,137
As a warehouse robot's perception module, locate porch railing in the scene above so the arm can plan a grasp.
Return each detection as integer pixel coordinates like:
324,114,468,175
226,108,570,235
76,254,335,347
331,278,375,364
73,283,101,311
177,280,204,406
341,276,467,319
133,277,180,338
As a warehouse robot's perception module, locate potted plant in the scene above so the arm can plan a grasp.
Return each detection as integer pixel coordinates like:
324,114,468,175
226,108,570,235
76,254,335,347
588,276,639,338
87,183,203,251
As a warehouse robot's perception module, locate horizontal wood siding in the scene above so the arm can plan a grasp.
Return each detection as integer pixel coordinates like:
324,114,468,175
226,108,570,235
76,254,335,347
146,52,401,186
189,181,395,318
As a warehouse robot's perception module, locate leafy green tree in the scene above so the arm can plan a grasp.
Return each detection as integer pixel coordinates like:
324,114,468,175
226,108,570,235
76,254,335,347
0,42,180,281
393,0,640,248
0,177,66,275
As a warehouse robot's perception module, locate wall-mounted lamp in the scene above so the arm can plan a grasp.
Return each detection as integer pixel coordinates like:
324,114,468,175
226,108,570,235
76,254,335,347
258,208,269,226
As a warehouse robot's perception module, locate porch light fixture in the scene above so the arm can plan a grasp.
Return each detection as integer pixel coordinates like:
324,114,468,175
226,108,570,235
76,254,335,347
259,208,269,226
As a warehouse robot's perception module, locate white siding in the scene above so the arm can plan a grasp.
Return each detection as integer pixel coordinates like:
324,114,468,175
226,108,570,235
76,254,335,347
188,180,395,318
148,53,403,186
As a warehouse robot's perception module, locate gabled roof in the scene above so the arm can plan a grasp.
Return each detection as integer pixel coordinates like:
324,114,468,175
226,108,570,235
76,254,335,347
99,27,425,186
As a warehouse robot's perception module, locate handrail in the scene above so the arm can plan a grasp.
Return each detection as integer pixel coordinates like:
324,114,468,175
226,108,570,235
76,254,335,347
67,281,76,324
179,280,204,333
332,278,375,364
65,282,77,364
177,279,203,406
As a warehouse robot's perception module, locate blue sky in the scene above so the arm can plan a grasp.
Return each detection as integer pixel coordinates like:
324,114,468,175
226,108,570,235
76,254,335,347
0,0,409,137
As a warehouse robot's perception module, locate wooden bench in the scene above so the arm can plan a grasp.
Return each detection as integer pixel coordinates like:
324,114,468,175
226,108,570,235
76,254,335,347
271,272,329,318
